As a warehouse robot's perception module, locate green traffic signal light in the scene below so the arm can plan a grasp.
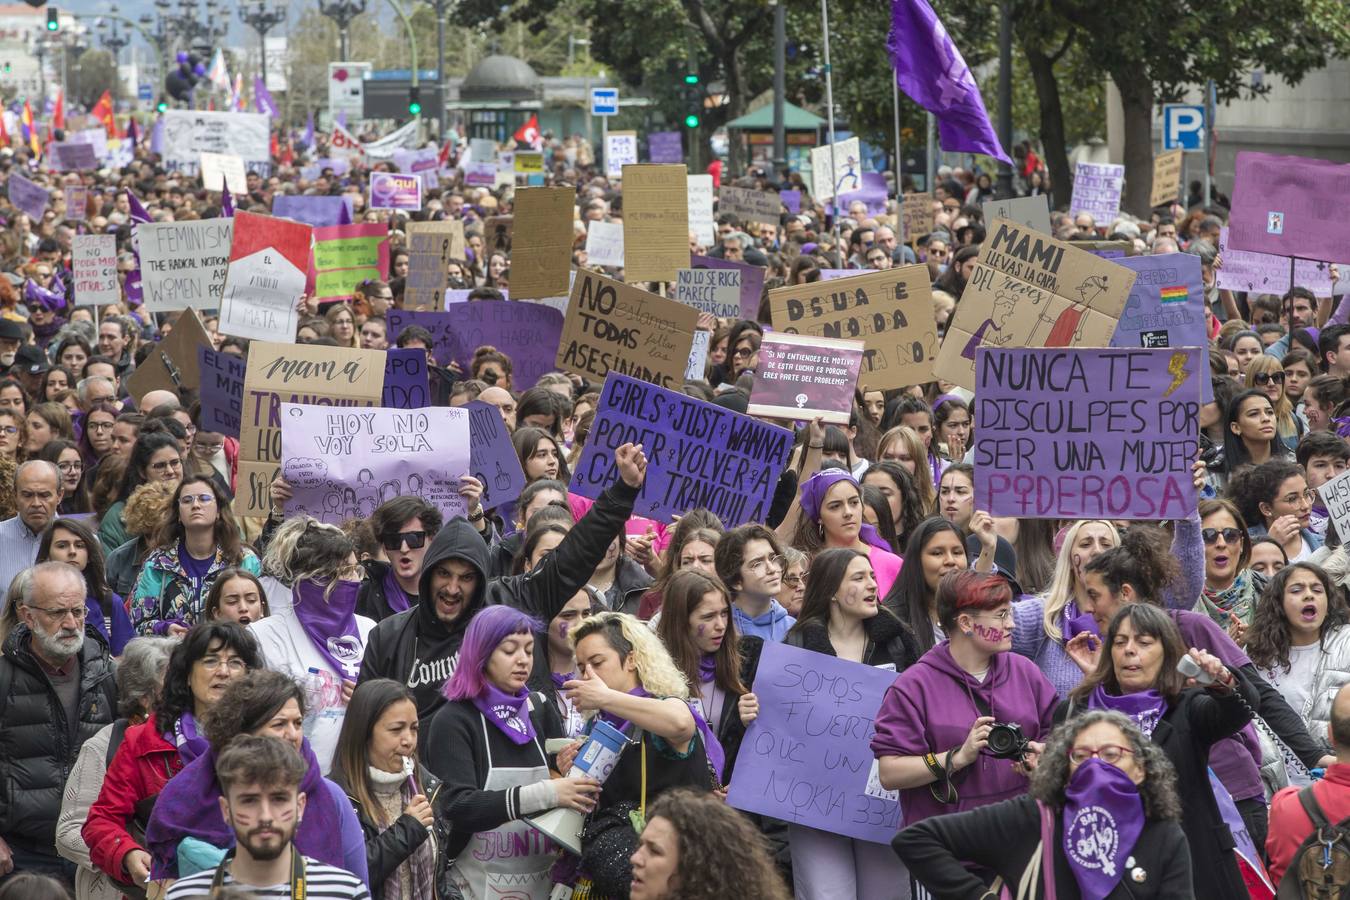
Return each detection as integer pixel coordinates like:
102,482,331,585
684,114,699,128
408,86,421,116
156,100,167,112
45,8,59,31
408,101,422,115
684,74,698,85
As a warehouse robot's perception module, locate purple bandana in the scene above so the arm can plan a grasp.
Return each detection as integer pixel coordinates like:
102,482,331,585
166,712,209,766
798,469,892,553
1065,610,1100,641
382,567,412,613
1087,684,1167,739
549,671,572,690
598,684,726,781
25,276,67,313
472,682,536,745
292,578,364,681
1062,759,1145,900
698,654,717,683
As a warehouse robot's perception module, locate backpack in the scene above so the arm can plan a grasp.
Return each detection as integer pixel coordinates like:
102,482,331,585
1278,785,1350,900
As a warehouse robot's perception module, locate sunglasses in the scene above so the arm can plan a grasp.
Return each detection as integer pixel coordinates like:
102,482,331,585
1201,527,1243,545
381,530,427,551
1253,371,1285,386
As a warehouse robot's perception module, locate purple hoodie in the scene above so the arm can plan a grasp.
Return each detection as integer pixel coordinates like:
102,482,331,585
871,641,1058,827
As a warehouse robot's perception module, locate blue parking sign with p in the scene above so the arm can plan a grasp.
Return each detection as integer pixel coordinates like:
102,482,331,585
1163,105,1205,151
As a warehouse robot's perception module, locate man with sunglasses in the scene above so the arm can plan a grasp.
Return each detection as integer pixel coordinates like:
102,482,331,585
356,496,444,622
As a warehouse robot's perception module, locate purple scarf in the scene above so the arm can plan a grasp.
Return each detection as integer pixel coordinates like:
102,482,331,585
166,712,209,766
798,469,892,553
472,682,536,745
1087,684,1167,739
697,654,717,683
600,684,726,782
549,671,572,690
144,739,343,880
293,578,364,680
1061,759,1145,900
382,567,412,613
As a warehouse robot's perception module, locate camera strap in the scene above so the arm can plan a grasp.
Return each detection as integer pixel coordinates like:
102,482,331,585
969,690,994,720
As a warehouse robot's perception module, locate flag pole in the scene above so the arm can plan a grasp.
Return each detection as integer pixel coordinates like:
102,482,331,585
820,0,840,252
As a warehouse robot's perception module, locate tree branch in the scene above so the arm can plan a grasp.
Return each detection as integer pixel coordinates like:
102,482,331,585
1048,26,1075,64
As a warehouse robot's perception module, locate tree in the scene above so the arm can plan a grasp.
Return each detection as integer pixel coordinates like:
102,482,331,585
72,49,117,110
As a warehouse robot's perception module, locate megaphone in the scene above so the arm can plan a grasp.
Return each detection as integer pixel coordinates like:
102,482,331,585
525,719,632,856
525,806,585,856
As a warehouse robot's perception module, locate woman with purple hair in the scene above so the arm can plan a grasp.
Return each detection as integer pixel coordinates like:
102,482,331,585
424,605,598,900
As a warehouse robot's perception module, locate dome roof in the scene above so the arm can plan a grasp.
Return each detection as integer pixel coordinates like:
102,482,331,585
460,54,543,102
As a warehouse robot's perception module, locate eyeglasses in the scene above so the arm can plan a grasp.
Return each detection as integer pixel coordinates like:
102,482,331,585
86,421,114,432
0,426,16,435
56,461,82,473
194,442,224,455
28,604,86,621
971,609,1013,623
1202,527,1243,545
1253,371,1286,386
149,458,183,473
733,346,755,359
1068,744,1136,765
1281,489,1317,506
746,554,785,575
179,493,216,506
381,530,427,551
198,655,248,673
783,573,806,588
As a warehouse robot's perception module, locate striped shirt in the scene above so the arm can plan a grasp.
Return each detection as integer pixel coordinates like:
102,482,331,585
165,857,371,899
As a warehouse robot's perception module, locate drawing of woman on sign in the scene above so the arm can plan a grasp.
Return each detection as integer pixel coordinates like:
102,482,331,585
961,291,1016,361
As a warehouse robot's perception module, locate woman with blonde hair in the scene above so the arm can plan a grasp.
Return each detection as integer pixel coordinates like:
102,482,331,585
875,425,936,514
324,303,360,348
1246,353,1303,452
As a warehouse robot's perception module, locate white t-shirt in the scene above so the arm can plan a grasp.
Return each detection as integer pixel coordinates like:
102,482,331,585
166,857,370,899
1264,642,1322,717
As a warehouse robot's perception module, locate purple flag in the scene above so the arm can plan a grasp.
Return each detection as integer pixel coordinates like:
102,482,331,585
1227,151,1350,262
302,110,314,148
888,0,1010,163
254,77,279,118
220,177,234,217
126,188,151,224
150,117,164,156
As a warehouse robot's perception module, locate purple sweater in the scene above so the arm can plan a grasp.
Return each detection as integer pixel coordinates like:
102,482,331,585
871,642,1058,827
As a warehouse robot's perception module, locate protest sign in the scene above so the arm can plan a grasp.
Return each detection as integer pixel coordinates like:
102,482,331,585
810,136,862,201
368,172,422,211
282,404,470,526
200,152,247,195
832,172,889,216
571,372,793,525
387,302,564,387
63,185,89,221
514,151,544,175
749,332,864,425
622,165,688,283
496,151,515,173
126,308,212,400
557,270,698,389
162,110,270,173
392,147,441,190
901,192,934,242
687,174,716,246
509,187,574,300
272,195,352,228
982,195,1051,237
1076,240,1133,260
1317,469,1350,545
689,254,764,321
934,218,1137,389
404,221,465,311
605,131,638,179
383,348,429,409
50,141,97,171
313,222,390,304
469,138,496,165
1215,227,1335,296
718,185,781,227
727,641,902,844
197,346,246,439
818,269,871,281
584,220,624,268
647,131,683,164
464,161,497,186
1109,253,1207,351
781,190,802,214
8,172,48,220
467,399,527,510
973,347,1201,519
768,265,937,391
686,330,710,381
1069,162,1125,224
69,127,108,160
220,211,311,341
1150,150,1183,209
137,219,233,311
1228,151,1350,262
484,216,513,256
676,267,741,317
71,235,119,308
236,342,385,516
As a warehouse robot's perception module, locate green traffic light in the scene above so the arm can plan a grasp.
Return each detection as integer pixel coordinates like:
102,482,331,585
684,74,698,84
156,101,167,112
409,102,422,115
684,114,699,128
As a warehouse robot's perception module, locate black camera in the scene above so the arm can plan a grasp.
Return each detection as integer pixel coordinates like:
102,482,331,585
986,723,1029,760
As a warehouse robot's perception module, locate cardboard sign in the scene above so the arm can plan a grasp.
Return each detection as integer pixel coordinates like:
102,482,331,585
901,192,934,242
386,302,564,388
1215,227,1335,296
557,270,698,390
509,187,573,300
973,347,1202,519
647,131,683,164
484,215,513,256
687,174,716,246
220,211,312,342
605,131,638,179
8,172,49,221
983,195,1051,237
686,330,710,381
810,136,862,201
137,219,234,311
1227,151,1350,262
63,185,89,221
1069,162,1125,224
382,348,429,409
369,171,422,210
727,641,902,844
768,265,938,391
1317,469,1350,545
623,165,689,283
1150,150,1183,209
198,345,246,439
404,221,465,311
1077,240,1134,260
584,220,625,268
676,267,741,317
934,218,1137,389
718,185,781,228
126,308,212,400
200,151,247,195
313,222,390,304
71,235,120,307
51,141,97,171
466,399,527,510
273,195,353,228
570,372,794,526
749,332,865,425
282,404,470,525
689,254,764,321
236,341,385,516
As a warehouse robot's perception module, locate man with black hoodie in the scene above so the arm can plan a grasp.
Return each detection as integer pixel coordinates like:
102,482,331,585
357,442,648,730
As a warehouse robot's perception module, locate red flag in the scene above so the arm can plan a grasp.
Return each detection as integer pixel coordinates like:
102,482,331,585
0,115,10,150
438,139,452,167
513,114,541,149
90,91,115,137
51,90,64,131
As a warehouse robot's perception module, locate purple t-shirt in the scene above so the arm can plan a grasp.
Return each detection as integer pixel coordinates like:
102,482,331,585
179,541,215,585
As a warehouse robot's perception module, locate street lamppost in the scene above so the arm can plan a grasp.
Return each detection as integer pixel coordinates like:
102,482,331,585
239,1,285,78
317,0,365,62
98,7,131,63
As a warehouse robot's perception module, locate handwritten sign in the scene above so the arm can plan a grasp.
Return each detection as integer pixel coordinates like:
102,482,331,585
1109,253,1207,350
198,346,246,439
727,641,902,844
690,254,763,321
1317,469,1350,545
768,265,937,391
313,222,389,304
382,348,429,409
510,187,573,300
282,404,469,525
1150,150,1183,209
1069,162,1125,224
63,185,89,221
810,136,861,201
748,332,864,425
467,399,527,510
557,270,698,390
9,172,49,221
934,218,1136,390
687,174,715,246
983,195,1051,236
605,131,638,179
584,220,625,268
484,215,513,256
718,186,781,228
832,172,888,217
236,342,385,517
220,211,311,341
137,219,234,311
369,171,422,210
571,372,793,526
386,302,564,388
676,268,741,317
686,330,710,381
1215,227,1334,296
405,221,465,311
623,165,688,283
901,193,934,242
51,142,97,171
647,131,683,164
1227,151,1350,262
71,235,119,307
200,151,247,195
974,347,1201,519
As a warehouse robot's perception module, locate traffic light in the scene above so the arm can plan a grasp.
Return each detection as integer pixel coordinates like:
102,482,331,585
407,85,421,116
681,69,700,128
156,99,168,113
45,8,59,31
684,113,699,128
684,73,698,85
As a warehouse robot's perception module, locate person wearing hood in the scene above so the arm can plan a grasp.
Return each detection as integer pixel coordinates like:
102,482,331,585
357,496,443,623
357,442,648,731
713,523,796,642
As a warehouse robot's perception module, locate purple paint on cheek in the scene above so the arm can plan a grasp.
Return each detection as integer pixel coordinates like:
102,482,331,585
972,623,1003,642
697,624,705,636
558,622,570,639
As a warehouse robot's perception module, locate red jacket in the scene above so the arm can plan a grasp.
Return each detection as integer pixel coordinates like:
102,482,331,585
82,714,183,885
1267,763,1350,885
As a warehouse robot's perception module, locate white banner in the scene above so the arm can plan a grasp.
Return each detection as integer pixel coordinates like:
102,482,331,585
163,111,270,174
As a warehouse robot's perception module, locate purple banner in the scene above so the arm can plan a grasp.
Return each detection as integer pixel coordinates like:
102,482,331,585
197,346,245,439
382,348,429,409
466,400,526,510
748,332,864,425
727,641,902,844
1215,226,1335,295
273,195,353,228
973,347,1202,520
780,189,802,214
369,171,422,211
647,131,684,164
1109,253,1212,403
8,172,48,221
569,372,793,526
690,253,764,321
386,301,564,389
832,172,889,216
1228,151,1350,263
51,142,98,171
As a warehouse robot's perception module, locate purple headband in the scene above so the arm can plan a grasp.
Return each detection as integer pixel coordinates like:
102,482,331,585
24,276,67,313
798,469,893,554
932,392,964,412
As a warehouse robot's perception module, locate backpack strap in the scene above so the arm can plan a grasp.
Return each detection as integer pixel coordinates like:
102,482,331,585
106,718,131,769
0,656,13,723
1297,784,1333,831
